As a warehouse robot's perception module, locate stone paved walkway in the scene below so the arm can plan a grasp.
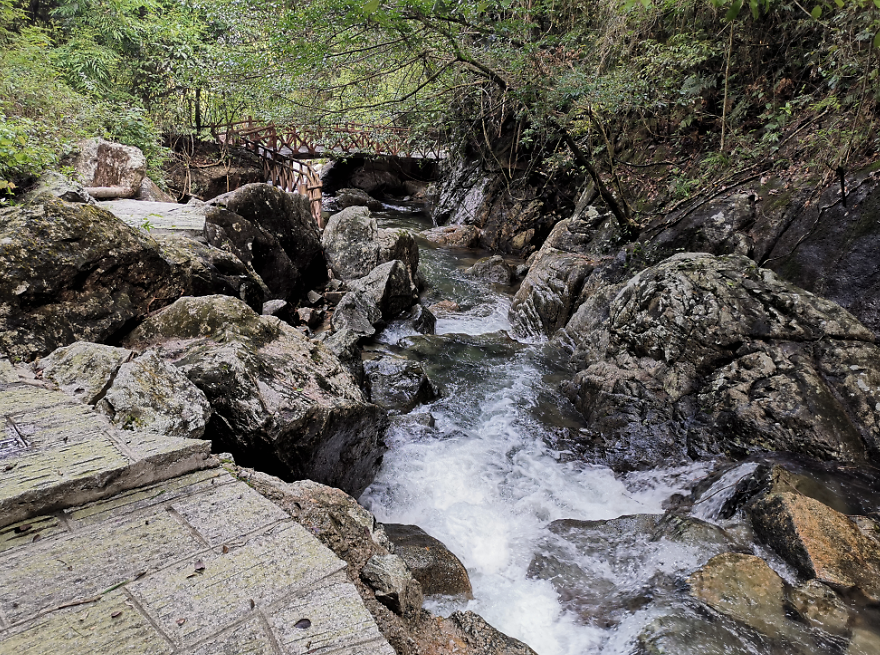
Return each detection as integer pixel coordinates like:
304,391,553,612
0,357,395,655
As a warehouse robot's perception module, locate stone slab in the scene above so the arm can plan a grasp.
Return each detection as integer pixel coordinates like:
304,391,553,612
0,365,212,528
1,590,173,654
97,200,206,235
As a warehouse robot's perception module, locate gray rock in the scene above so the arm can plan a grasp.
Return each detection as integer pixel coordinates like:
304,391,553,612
446,611,538,655
464,255,516,285
559,252,880,471
361,554,423,616
73,138,146,198
296,307,324,329
262,299,290,317
205,184,324,301
400,304,436,335
24,171,92,204
136,176,175,203
509,206,617,339
332,290,383,337
364,356,438,413
37,342,134,404
0,198,186,361
350,260,418,320
96,350,212,439
155,234,266,312
383,524,472,598
323,207,380,280
422,224,481,248
124,295,388,496
318,328,364,384
307,290,323,305
378,228,419,289
334,187,383,210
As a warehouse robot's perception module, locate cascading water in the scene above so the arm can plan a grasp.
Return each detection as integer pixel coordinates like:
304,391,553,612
359,206,713,654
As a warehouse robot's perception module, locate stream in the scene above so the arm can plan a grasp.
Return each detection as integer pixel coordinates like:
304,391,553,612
358,205,714,654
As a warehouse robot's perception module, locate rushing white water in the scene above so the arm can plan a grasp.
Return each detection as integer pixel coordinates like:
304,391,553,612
360,211,710,654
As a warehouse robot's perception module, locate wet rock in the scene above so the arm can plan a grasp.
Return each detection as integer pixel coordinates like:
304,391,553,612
428,300,460,314
350,260,418,320
72,138,146,198
323,206,380,281
333,187,384,211
96,350,212,439
749,491,880,601
509,207,616,338
528,514,743,626
635,604,774,655
389,412,436,430
0,198,185,361
559,252,880,471
24,171,92,204
446,611,538,655
124,294,387,496
383,524,472,598
464,255,516,285
848,628,880,655
37,342,134,404
788,579,851,636
364,356,438,413
155,234,265,312
399,304,436,335
331,290,383,337
205,184,324,300
422,224,481,248
361,554,424,616
687,553,792,637
318,328,364,384
378,228,419,288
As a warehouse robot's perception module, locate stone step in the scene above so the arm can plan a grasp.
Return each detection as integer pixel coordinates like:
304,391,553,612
0,357,212,529
0,468,395,654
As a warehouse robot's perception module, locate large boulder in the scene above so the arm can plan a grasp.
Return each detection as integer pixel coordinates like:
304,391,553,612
333,187,383,211
123,295,388,496
0,198,185,361
24,171,92,204
37,341,212,439
464,255,516,286
154,234,266,312
559,252,880,471
509,206,618,338
323,207,381,280
331,290,384,338
205,184,325,301
383,523,473,598
72,138,146,198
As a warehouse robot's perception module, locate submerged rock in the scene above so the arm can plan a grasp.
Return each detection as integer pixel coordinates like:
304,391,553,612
124,295,387,496
464,255,516,285
383,523,473,598
364,356,438,413
559,252,880,471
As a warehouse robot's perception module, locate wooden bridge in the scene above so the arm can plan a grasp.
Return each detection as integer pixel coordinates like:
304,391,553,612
209,120,444,226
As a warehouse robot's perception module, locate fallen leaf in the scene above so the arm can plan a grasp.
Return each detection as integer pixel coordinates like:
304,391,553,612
177,618,187,626
294,619,312,629
194,560,205,572
111,611,122,619
222,545,229,554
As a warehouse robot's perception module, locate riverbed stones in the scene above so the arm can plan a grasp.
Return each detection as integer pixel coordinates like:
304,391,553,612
400,303,436,334
559,252,880,471
687,553,791,637
123,294,387,496
364,356,438,413
383,523,473,598
0,197,185,361
749,491,880,601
